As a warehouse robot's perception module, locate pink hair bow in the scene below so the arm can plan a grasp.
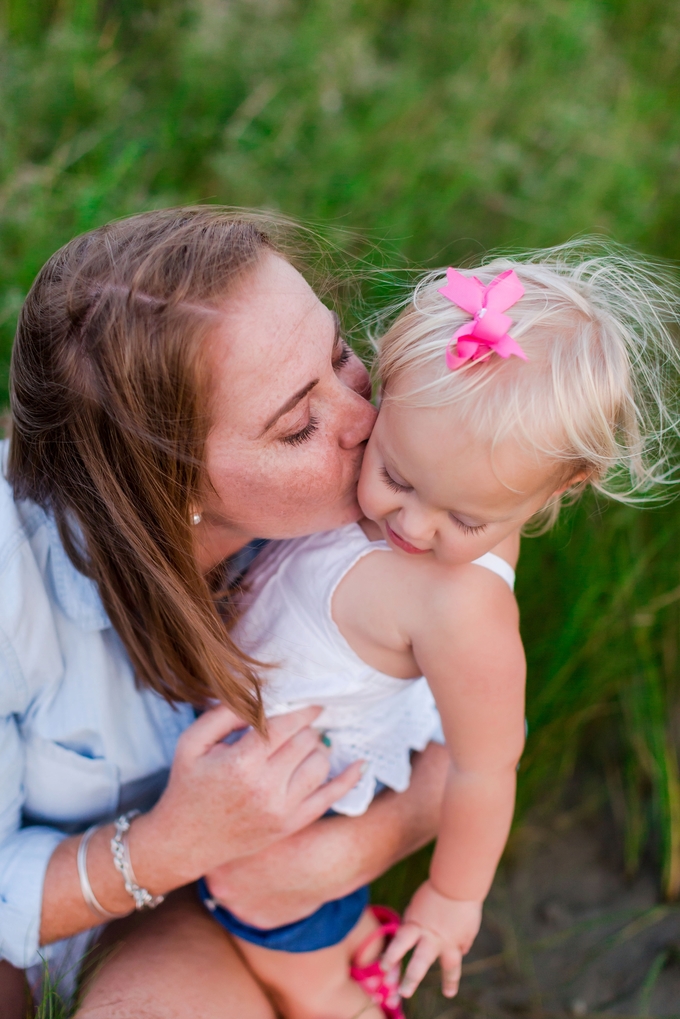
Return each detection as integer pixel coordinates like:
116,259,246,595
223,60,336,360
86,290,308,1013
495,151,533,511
438,268,527,371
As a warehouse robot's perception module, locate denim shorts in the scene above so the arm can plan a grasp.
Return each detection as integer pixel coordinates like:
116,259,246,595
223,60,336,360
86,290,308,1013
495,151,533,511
197,878,369,952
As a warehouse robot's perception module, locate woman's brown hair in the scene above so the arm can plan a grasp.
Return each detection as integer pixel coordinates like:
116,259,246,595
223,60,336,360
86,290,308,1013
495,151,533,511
6,206,307,726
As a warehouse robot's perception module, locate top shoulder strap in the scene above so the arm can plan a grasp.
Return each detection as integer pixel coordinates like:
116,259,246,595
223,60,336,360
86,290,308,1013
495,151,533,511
470,551,515,591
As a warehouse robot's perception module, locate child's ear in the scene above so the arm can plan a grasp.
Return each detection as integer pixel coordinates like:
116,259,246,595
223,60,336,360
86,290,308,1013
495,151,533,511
551,469,591,499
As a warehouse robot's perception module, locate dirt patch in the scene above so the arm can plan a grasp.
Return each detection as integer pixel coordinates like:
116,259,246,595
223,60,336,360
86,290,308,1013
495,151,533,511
407,810,680,1018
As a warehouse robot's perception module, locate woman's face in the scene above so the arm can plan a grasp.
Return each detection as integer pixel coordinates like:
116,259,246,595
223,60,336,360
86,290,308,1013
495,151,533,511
196,252,376,571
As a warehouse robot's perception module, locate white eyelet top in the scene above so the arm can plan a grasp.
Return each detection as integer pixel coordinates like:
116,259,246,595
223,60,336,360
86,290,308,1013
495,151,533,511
232,523,515,817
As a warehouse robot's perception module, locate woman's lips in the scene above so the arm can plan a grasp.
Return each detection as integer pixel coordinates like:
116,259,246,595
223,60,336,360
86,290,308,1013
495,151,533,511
385,521,430,555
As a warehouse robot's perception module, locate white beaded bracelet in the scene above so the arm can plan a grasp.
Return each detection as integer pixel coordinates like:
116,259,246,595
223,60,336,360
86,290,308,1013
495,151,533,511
77,824,121,920
110,810,165,911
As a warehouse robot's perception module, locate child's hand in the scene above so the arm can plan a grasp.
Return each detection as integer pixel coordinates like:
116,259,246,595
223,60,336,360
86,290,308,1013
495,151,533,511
380,880,482,999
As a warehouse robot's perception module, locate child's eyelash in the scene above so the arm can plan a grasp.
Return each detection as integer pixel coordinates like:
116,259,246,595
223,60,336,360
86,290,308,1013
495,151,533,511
380,465,411,493
333,344,352,370
281,417,319,446
450,515,487,536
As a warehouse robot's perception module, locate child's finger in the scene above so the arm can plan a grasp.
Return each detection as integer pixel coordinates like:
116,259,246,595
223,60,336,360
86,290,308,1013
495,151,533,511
380,922,421,970
440,948,463,998
398,937,439,998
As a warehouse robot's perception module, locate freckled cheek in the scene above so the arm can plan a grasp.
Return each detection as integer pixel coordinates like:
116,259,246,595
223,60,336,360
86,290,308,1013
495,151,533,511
267,459,346,511
266,446,357,523
208,429,362,536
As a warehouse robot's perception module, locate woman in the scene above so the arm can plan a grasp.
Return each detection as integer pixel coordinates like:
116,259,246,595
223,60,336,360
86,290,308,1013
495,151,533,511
0,208,448,1017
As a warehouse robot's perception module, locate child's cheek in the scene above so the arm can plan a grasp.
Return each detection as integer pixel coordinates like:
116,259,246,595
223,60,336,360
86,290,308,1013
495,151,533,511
357,459,384,521
356,460,374,519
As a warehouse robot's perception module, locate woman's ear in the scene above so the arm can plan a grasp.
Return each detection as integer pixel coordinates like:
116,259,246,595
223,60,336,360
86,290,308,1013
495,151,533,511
551,469,591,499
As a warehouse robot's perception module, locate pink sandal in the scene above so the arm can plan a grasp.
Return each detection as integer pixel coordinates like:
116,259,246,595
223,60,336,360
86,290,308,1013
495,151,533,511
350,905,405,1019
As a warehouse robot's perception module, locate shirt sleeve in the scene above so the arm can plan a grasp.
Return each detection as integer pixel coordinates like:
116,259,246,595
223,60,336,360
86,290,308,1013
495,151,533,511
0,644,67,968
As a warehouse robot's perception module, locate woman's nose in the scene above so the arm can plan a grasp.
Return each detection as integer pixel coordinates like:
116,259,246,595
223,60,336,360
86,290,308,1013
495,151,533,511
348,357,373,404
338,387,377,450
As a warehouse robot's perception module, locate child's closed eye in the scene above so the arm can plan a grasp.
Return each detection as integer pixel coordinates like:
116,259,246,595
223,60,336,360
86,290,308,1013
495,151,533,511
449,513,487,536
380,465,413,493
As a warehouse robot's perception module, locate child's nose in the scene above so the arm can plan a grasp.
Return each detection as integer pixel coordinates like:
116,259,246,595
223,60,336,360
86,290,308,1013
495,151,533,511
398,504,435,544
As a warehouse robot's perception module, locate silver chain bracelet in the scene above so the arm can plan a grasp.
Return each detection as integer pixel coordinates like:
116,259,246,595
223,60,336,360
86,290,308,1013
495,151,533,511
110,810,165,910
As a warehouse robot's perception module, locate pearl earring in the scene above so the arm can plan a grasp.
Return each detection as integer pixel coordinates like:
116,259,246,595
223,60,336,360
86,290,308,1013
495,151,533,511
191,512,202,526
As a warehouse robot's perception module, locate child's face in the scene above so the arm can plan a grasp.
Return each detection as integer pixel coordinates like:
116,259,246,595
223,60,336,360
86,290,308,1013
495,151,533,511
358,389,564,566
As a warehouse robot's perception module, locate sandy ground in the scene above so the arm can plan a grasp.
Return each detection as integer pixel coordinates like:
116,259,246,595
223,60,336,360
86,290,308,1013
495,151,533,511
407,808,680,1019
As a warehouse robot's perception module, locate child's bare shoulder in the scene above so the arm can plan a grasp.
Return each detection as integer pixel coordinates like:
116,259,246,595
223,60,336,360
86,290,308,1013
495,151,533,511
417,555,519,638
331,530,523,681
335,536,518,641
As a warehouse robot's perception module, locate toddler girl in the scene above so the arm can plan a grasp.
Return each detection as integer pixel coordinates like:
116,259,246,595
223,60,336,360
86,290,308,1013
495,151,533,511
199,243,680,1019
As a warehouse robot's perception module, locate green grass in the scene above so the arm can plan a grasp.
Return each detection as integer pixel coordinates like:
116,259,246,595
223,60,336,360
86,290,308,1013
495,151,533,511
3,2,680,1010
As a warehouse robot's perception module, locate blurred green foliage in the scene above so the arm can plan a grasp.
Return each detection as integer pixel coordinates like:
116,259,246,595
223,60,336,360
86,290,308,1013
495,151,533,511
2,0,680,898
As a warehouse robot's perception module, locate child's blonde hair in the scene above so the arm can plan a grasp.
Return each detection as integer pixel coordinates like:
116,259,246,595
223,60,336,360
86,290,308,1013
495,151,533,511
376,240,680,527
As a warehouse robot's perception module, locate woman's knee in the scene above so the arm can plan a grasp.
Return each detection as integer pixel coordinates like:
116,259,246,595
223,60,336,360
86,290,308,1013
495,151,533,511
74,887,275,1019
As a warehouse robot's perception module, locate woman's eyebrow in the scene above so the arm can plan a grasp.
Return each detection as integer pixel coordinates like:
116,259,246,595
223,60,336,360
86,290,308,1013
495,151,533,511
260,378,319,436
259,314,341,436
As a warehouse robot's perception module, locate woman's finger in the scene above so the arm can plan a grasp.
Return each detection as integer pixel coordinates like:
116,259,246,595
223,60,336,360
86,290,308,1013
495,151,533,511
399,935,439,998
270,725,329,782
264,707,324,754
286,743,332,801
176,704,247,759
380,921,422,971
440,948,462,998
294,760,365,827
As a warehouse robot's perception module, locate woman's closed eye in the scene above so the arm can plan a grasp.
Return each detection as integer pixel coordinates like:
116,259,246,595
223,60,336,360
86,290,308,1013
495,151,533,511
333,342,353,371
278,342,352,448
280,416,320,446
380,465,413,493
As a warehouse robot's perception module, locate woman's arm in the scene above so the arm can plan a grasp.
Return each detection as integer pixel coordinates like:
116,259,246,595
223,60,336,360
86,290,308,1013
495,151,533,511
204,739,448,927
39,706,363,945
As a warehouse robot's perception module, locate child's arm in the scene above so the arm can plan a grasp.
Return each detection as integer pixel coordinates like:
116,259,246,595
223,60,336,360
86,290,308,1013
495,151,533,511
381,562,526,997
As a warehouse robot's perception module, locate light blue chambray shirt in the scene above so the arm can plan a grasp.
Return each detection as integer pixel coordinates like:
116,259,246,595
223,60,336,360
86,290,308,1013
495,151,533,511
0,440,196,969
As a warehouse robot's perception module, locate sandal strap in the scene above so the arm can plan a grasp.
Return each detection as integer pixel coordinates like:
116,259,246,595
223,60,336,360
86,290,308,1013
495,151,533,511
350,905,405,1019
351,905,401,962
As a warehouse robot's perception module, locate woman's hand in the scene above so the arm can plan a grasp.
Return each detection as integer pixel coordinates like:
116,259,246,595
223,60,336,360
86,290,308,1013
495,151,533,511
204,741,450,929
133,705,364,889
40,705,362,946
380,880,482,999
